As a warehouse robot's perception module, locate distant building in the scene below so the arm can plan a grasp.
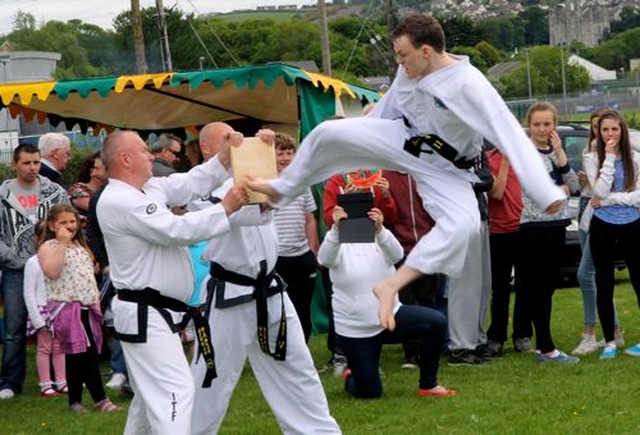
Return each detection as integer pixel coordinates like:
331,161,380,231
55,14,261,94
569,53,616,82
0,51,62,142
549,0,616,47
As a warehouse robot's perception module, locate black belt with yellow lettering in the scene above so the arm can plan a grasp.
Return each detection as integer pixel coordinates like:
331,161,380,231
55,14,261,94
208,260,287,361
402,116,478,170
117,288,217,388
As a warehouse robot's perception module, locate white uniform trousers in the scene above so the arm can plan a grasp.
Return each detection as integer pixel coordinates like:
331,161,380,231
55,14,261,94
115,298,195,435
191,292,341,434
270,117,480,278
447,220,492,350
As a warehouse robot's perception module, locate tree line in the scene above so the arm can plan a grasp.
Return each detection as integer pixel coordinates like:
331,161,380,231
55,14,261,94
2,5,640,100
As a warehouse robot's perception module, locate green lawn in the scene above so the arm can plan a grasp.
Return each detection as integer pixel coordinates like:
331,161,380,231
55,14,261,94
2,270,640,434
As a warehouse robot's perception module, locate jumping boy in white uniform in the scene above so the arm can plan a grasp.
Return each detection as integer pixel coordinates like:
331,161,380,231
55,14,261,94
248,14,565,330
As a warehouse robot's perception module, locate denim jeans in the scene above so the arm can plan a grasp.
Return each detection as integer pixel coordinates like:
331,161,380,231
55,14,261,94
577,230,619,329
0,269,27,393
339,304,447,399
109,337,127,376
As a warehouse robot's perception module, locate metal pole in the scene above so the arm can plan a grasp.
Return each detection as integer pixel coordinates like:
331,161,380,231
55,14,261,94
318,0,332,76
386,0,397,84
156,0,172,72
525,49,532,99
560,44,568,115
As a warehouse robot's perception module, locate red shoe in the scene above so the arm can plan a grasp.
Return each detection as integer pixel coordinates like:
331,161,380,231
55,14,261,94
41,387,60,398
418,386,458,397
342,368,352,382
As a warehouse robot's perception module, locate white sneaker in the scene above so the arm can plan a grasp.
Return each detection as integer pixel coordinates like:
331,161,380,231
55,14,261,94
105,373,127,389
0,388,15,399
331,355,348,377
572,334,599,355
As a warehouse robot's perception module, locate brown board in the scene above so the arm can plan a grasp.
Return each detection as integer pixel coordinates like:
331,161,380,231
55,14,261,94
230,136,277,203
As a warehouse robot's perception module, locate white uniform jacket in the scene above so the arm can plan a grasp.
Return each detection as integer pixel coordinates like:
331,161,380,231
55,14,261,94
369,55,564,210
317,227,403,338
98,156,232,337
202,179,278,303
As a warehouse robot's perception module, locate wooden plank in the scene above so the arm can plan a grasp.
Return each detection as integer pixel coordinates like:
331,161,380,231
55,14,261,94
230,136,277,203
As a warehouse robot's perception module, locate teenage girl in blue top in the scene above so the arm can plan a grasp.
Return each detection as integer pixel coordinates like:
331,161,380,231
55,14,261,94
585,109,640,359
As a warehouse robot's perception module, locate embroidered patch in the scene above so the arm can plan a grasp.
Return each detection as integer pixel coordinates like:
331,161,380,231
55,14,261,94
434,97,448,110
146,203,157,214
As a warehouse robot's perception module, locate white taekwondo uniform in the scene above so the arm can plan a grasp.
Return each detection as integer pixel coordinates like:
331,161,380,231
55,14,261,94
269,55,566,278
98,157,231,435
191,178,341,435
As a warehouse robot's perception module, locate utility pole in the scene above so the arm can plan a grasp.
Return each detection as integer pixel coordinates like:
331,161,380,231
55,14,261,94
318,0,332,76
386,0,397,85
156,0,173,72
559,43,568,115
131,0,147,74
525,48,532,100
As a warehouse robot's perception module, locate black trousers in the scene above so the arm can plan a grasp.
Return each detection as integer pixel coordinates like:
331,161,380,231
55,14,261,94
590,216,640,342
398,270,445,360
517,225,565,354
65,309,107,406
487,231,532,345
276,251,317,342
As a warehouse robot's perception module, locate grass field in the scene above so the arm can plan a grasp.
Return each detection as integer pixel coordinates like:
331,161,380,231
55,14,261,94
2,269,640,434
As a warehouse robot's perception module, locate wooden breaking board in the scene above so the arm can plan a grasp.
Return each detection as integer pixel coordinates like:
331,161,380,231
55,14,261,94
230,136,277,203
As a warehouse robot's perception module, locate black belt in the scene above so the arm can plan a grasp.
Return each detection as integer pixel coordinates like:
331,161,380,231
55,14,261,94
117,288,217,388
402,116,478,170
208,260,287,361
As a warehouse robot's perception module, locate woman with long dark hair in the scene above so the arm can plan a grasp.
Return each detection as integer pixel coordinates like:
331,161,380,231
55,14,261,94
585,109,640,359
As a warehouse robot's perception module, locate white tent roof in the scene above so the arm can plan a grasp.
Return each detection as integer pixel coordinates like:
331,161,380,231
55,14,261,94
569,54,616,82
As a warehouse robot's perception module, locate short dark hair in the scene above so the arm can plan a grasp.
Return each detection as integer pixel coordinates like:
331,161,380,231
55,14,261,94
13,143,40,163
392,14,446,53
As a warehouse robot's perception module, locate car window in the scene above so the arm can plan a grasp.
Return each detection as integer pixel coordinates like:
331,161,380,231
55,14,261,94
562,134,588,173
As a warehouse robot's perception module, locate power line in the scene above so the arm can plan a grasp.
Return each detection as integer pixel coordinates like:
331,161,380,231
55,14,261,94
341,0,374,80
173,0,241,68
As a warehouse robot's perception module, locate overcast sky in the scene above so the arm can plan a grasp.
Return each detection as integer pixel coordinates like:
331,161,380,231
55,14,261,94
0,0,318,35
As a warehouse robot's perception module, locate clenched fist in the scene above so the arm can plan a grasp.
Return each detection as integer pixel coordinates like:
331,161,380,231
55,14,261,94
221,187,249,215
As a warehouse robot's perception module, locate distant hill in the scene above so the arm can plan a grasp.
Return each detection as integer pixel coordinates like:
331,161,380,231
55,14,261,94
213,5,361,23
216,10,305,22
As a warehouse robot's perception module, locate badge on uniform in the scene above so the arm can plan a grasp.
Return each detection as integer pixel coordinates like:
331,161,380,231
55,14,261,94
146,203,157,214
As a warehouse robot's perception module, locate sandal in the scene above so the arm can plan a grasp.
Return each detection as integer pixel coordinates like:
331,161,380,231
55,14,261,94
58,384,68,394
94,398,122,412
418,385,458,397
40,387,59,398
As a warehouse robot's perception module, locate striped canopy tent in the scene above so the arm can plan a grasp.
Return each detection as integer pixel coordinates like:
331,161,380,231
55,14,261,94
0,63,379,140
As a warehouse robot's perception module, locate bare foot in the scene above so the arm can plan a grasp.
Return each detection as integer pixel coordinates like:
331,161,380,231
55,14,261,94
245,174,282,204
373,280,397,331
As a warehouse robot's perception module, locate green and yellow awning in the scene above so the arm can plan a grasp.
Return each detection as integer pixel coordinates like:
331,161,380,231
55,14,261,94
0,63,379,137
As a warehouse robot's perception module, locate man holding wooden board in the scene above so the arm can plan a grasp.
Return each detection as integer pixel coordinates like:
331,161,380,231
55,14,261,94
191,122,340,434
